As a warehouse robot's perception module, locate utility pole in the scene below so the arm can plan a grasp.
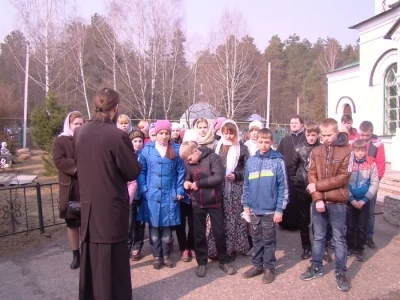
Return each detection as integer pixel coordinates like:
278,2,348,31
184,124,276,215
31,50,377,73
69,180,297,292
23,42,30,148
266,62,271,128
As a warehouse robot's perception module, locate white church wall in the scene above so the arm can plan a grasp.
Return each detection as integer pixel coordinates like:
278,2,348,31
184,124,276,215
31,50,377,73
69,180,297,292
327,67,360,125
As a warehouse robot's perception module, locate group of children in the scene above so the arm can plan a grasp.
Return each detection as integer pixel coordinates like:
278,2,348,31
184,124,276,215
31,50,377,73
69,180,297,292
115,113,385,293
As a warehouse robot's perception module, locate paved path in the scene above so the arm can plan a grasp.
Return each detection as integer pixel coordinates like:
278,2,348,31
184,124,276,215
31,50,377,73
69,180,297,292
0,214,399,300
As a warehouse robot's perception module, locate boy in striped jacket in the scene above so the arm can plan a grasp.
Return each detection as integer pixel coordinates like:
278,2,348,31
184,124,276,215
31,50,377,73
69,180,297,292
347,139,379,261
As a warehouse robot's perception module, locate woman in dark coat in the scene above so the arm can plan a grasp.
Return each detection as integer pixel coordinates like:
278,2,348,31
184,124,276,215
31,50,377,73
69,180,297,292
53,111,85,269
74,88,142,300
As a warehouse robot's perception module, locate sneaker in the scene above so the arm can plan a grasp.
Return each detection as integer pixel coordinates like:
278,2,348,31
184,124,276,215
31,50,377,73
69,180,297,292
301,249,311,260
153,257,162,270
335,271,351,292
242,266,263,278
366,238,378,250
163,256,173,268
262,269,275,284
245,246,254,256
356,250,366,262
323,248,332,262
219,263,235,275
195,265,207,277
300,265,323,281
131,250,141,261
181,249,191,262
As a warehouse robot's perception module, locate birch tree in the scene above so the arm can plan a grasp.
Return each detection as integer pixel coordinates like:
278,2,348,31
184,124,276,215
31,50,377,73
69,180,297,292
203,9,261,119
65,19,91,118
10,0,77,95
107,0,184,119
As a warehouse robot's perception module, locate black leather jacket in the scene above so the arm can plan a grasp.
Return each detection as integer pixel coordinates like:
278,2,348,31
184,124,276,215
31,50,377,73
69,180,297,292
289,140,321,191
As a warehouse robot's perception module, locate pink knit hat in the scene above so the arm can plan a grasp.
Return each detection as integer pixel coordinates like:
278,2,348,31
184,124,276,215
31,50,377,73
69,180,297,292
154,120,172,134
213,117,227,136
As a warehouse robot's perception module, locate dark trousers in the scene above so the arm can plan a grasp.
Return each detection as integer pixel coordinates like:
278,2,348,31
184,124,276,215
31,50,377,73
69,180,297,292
176,202,195,251
347,201,370,252
192,205,230,265
297,191,312,250
128,201,145,252
281,179,299,229
149,226,172,257
251,214,276,270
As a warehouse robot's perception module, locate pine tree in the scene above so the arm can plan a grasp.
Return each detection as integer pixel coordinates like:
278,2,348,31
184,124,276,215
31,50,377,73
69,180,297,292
30,91,67,152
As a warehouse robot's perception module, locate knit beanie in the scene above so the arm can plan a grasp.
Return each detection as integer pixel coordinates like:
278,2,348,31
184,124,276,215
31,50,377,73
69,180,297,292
249,120,263,131
129,130,145,141
213,117,227,136
154,120,172,134
171,122,181,131
182,129,199,144
149,123,156,136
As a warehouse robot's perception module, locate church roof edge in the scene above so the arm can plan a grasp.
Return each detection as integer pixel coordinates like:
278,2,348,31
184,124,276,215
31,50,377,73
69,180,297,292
327,61,360,74
384,17,400,39
349,1,400,30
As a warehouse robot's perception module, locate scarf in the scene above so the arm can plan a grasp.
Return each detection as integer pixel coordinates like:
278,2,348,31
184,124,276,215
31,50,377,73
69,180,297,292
59,112,75,137
195,118,215,146
215,119,241,194
155,141,167,158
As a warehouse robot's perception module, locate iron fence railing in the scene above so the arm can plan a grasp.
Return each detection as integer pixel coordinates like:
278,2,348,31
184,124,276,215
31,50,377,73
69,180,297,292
0,182,62,237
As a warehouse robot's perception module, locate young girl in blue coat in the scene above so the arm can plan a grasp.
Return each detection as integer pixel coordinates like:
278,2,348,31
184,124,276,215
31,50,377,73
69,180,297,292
137,120,185,269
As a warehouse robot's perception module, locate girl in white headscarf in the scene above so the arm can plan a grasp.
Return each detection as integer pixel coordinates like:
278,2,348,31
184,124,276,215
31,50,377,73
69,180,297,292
116,114,133,134
207,119,249,259
53,111,85,270
194,117,217,150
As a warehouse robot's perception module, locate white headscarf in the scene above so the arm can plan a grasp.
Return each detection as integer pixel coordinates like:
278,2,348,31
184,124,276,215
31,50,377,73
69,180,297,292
117,114,133,134
215,119,241,194
59,112,75,137
194,117,215,146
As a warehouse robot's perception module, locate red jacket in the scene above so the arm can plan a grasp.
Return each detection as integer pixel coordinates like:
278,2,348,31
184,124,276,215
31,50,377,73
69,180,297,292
366,135,386,180
349,128,360,142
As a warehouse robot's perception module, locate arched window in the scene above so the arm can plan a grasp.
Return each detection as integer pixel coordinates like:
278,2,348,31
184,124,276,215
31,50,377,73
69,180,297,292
384,63,399,135
343,104,352,115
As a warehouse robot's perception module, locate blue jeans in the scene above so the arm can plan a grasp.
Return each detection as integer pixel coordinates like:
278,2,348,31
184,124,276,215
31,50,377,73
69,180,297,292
149,226,172,257
311,202,347,273
250,214,276,270
366,193,377,239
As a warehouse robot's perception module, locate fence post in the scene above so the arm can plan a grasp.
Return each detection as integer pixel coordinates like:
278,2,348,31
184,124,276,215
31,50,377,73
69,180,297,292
35,183,45,233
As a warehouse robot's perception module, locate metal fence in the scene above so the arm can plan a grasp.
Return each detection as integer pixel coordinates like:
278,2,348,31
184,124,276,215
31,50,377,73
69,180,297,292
0,182,62,237
0,118,34,149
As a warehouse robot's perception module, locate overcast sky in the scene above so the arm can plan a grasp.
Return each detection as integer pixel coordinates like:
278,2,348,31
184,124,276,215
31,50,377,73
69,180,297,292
1,0,373,53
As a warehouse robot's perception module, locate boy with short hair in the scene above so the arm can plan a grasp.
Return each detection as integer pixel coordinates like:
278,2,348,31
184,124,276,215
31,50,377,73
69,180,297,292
300,118,352,292
359,121,385,250
242,128,288,284
179,141,234,278
347,139,379,262
289,121,321,260
341,114,360,143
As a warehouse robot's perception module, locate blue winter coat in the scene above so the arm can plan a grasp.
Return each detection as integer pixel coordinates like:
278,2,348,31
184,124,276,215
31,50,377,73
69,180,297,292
137,142,185,227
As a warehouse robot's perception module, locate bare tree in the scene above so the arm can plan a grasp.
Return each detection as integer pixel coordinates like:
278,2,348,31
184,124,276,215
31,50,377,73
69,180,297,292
202,9,261,119
65,19,91,118
10,0,77,95
107,0,184,119
319,37,341,73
